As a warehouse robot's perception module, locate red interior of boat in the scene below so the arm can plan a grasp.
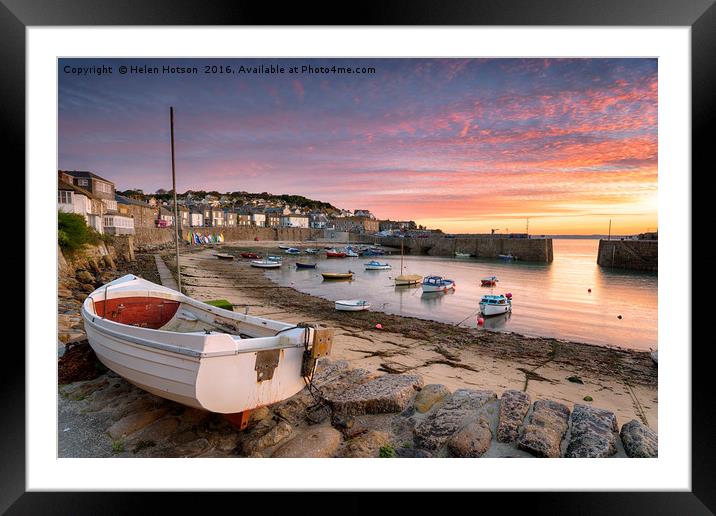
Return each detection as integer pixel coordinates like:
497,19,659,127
92,296,180,329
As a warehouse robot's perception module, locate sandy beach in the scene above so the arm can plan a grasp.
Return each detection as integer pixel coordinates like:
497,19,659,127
164,243,657,431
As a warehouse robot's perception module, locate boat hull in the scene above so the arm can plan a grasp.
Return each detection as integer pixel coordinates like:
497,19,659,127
322,273,353,280
395,274,422,286
421,283,455,292
335,300,370,311
81,277,319,414
251,260,281,268
479,303,512,316
364,265,391,270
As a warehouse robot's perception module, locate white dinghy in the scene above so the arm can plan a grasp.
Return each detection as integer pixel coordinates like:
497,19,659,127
335,299,371,311
81,275,332,426
250,260,281,268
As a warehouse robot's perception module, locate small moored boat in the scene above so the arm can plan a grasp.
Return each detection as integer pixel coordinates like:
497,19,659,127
285,248,301,255
479,294,512,316
326,250,346,258
240,252,260,259
421,276,456,292
481,276,499,286
81,275,333,418
215,253,234,260
364,261,392,270
455,252,471,258
250,260,282,268
498,253,516,261
266,255,282,262
305,248,319,254
335,299,370,311
296,262,317,269
395,274,422,286
278,245,291,250
344,247,360,257
322,272,354,280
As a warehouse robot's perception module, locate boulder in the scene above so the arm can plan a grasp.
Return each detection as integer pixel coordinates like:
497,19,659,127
517,400,570,458
133,417,180,443
338,430,391,458
565,404,618,458
414,384,451,413
413,389,497,451
447,420,492,457
620,419,658,458
271,427,342,458
76,270,95,284
496,390,531,443
323,374,424,416
242,420,294,455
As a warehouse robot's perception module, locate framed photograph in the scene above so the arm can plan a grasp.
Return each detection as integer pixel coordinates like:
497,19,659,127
9,0,711,512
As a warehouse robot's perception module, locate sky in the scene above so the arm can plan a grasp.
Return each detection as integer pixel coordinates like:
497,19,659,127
58,58,658,235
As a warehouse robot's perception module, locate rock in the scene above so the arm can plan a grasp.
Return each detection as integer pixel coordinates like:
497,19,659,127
133,417,180,444
414,384,450,413
496,390,531,443
271,427,342,458
249,406,271,425
312,359,351,386
213,432,241,452
242,421,294,455
107,409,167,439
76,270,95,284
305,404,332,425
172,430,199,445
323,374,424,416
565,404,618,458
517,400,570,458
331,413,355,430
413,389,497,451
62,377,109,400
339,430,391,458
620,419,658,458
167,438,212,458
395,447,432,458
447,420,493,457
103,255,116,269
81,283,96,293
272,392,314,425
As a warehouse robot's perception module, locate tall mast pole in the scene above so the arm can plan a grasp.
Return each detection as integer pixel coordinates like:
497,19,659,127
170,107,182,292
608,219,612,241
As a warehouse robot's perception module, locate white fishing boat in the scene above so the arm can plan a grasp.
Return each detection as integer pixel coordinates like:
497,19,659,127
285,248,301,255
479,294,512,316
305,248,319,254
481,275,499,286
335,299,371,311
455,252,471,258
251,260,282,268
364,260,392,270
278,245,291,250
81,275,333,423
344,247,359,257
421,276,456,292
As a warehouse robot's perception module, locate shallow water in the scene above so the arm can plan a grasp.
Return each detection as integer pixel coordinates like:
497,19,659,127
262,239,657,350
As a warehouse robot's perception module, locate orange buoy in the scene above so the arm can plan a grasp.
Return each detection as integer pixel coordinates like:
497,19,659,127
477,317,485,326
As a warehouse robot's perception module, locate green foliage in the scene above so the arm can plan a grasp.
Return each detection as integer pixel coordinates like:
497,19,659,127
58,212,101,251
583,395,593,402
379,444,396,458
111,440,125,453
205,299,234,311
566,375,584,384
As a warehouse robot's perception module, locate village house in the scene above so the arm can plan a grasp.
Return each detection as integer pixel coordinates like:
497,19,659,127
353,209,375,219
309,212,331,229
115,194,155,230
265,207,283,227
60,170,119,216
380,220,417,231
58,175,106,234
333,216,380,234
280,214,310,228
189,207,204,227
202,206,224,227
224,209,237,227
158,206,174,227
250,210,267,227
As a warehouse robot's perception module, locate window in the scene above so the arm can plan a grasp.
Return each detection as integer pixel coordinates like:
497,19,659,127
58,191,72,204
77,178,89,186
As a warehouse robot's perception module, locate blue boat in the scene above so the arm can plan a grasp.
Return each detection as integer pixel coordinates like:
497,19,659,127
296,262,317,269
421,276,455,293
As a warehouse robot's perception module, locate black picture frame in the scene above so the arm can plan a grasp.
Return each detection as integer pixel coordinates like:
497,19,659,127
6,0,711,513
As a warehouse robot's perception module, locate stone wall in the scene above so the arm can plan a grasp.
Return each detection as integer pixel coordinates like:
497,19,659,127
377,236,554,263
597,240,658,271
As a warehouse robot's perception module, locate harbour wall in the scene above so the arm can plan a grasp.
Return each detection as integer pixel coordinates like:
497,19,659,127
597,239,658,272
132,226,372,247
376,236,554,263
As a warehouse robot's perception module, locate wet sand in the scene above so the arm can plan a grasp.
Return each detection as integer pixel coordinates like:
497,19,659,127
162,244,657,430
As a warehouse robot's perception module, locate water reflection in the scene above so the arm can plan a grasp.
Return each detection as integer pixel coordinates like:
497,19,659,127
260,239,657,350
